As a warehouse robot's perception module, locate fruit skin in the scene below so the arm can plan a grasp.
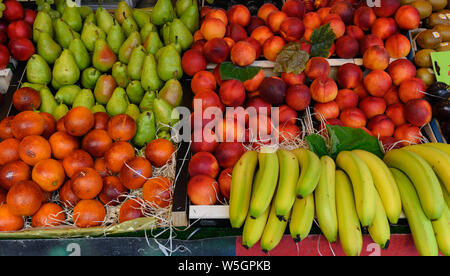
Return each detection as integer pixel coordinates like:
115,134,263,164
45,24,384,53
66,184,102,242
421,143,450,156
336,151,376,227
368,191,391,249
291,148,321,198
315,155,338,243
335,169,362,256
390,168,439,256
431,205,450,256
241,203,270,249
248,149,279,219
402,144,450,194
273,149,299,220
384,149,445,221
229,150,258,228
352,149,402,224
260,201,291,253
289,193,315,243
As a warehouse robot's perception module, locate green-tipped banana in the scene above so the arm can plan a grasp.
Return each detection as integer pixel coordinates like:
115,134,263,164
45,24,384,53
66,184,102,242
315,155,338,243
229,150,258,229
289,193,315,243
336,151,376,227
352,149,402,224
291,148,321,198
384,149,444,221
274,149,299,220
391,168,439,256
249,149,279,219
431,205,450,256
335,169,363,256
402,144,450,194
241,205,270,250
260,201,290,253
368,191,391,249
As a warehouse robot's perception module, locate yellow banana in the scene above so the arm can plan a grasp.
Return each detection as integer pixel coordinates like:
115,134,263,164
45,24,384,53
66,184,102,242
260,201,291,253
335,169,363,256
421,142,450,156
274,149,299,220
229,150,258,228
441,180,450,209
336,151,376,227
384,149,445,221
391,168,439,256
291,148,322,198
402,144,450,194
289,193,315,243
249,149,279,219
241,205,270,250
368,191,391,249
314,155,338,243
431,205,450,256
352,149,402,224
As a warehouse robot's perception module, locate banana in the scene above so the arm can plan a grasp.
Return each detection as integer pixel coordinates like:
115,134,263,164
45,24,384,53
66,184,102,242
274,149,300,220
291,148,322,198
441,180,450,209
289,193,315,243
335,169,363,256
391,168,439,256
402,144,450,194
260,201,291,253
384,149,445,221
421,142,450,156
241,204,270,250
229,150,258,229
352,149,402,224
249,149,279,219
368,190,391,249
314,155,338,243
336,151,376,227
431,205,450,256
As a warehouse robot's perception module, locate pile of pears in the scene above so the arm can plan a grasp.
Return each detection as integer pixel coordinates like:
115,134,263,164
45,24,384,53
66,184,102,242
22,0,199,146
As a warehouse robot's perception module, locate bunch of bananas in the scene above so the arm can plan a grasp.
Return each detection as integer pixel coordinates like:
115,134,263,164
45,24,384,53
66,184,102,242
229,142,450,256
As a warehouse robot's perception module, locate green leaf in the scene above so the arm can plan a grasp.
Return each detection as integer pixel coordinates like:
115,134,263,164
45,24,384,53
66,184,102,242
219,62,261,83
306,134,329,158
310,23,336,58
327,125,384,160
274,42,310,75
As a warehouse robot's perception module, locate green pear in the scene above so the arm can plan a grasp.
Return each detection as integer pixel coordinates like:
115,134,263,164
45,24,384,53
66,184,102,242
54,18,77,49
115,1,133,25
78,6,93,19
175,0,192,17
158,78,183,107
55,85,81,106
53,103,69,120
96,6,115,34
125,103,141,121
157,44,183,81
140,21,157,42
68,38,90,71
33,11,54,43
139,91,156,112
151,0,175,26
94,74,117,105
107,19,125,55
62,6,82,32
91,104,107,113
157,130,171,140
118,31,141,64
52,77,63,90
180,1,199,34
112,62,130,88
132,9,151,29
73,88,95,109
26,54,52,85
122,16,139,37
52,49,80,85
126,80,145,104
92,39,117,72
127,45,146,80
21,82,45,91
161,23,171,45
37,32,62,65
143,31,163,55
153,98,178,131
141,53,163,91
55,0,67,15
84,13,96,24
133,111,156,147
81,22,106,52
81,67,101,89
106,87,129,116
168,18,193,51
39,87,58,115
